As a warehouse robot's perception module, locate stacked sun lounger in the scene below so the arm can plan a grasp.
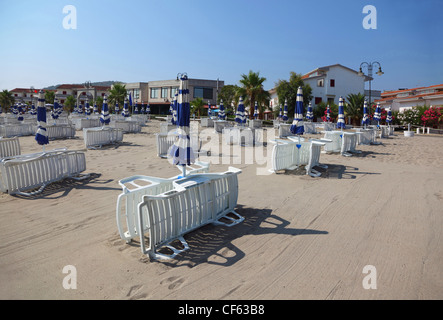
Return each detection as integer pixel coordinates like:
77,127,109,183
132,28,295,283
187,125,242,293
83,127,124,149
0,148,89,196
116,166,243,260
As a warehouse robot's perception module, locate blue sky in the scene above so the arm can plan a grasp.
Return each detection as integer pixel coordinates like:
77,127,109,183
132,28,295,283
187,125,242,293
0,0,442,92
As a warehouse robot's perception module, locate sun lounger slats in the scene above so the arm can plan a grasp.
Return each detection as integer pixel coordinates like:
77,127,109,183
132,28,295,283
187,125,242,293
0,124,36,138
71,118,101,130
83,127,123,149
0,149,88,195
303,122,317,134
0,137,21,158
47,125,76,140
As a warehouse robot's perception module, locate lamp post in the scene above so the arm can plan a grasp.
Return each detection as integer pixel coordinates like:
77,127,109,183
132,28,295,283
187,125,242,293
358,62,384,112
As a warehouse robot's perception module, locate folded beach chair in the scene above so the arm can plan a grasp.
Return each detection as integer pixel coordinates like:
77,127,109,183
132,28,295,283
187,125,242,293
0,137,21,158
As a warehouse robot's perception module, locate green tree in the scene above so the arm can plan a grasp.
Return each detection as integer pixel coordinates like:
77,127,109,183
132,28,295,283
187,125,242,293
218,84,239,115
0,90,15,113
64,95,76,113
274,72,312,120
236,70,270,119
190,97,206,118
108,83,127,111
345,93,365,125
45,91,55,105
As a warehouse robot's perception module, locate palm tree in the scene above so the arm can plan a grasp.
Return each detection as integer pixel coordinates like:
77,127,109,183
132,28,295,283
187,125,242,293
190,97,205,118
345,93,365,125
237,70,269,119
0,90,15,113
108,83,127,110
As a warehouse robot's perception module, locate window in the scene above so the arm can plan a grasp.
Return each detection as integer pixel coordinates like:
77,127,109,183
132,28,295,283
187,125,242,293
317,79,324,87
133,89,140,99
63,91,67,95
330,79,335,87
150,88,159,99
161,87,168,99
193,87,213,99
170,87,178,98
315,97,322,104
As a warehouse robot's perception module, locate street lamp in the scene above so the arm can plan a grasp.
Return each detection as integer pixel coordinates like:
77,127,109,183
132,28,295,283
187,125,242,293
358,61,384,109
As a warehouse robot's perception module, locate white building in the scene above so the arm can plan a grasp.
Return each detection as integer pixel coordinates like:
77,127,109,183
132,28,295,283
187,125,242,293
375,84,443,112
301,64,372,107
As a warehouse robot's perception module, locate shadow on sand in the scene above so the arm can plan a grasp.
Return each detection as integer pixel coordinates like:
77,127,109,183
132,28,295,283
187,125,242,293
152,205,328,268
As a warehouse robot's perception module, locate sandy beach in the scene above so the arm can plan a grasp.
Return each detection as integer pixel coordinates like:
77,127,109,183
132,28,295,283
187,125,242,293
1,120,442,300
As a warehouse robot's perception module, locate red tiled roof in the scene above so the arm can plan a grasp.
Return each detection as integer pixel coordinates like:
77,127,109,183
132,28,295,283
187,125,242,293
381,84,443,96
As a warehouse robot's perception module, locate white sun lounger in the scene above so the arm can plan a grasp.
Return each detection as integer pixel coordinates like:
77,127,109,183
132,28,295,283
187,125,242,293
322,131,361,156
0,124,36,138
71,118,101,130
110,120,141,133
269,138,327,177
0,149,89,196
354,128,376,145
214,120,231,133
135,167,243,260
223,127,261,146
155,132,206,158
83,126,124,149
47,125,76,140
0,137,21,158
303,122,317,134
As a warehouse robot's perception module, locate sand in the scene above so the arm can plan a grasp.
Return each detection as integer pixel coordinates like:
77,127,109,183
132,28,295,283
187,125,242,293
1,120,442,300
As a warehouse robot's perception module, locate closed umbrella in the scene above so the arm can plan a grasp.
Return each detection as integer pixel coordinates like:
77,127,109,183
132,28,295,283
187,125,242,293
306,102,314,121
336,96,346,130
326,104,331,122
168,74,195,177
386,107,392,125
282,99,288,122
172,93,178,125
93,102,99,115
30,103,36,116
100,95,110,125
134,103,139,114
35,90,49,149
362,100,369,128
278,105,283,120
235,97,246,126
115,101,119,115
78,102,83,115
85,101,91,117
146,103,150,120
253,101,259,120
218,99,226,120
374,102,381,127
17,104,24,121
122,97,130,117
290,86,305,135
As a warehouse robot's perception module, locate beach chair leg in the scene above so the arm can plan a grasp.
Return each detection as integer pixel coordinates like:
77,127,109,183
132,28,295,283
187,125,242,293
15,183,48,197
149,236,190,260
308,169,322,177
69,173,91,181
213,211,245,227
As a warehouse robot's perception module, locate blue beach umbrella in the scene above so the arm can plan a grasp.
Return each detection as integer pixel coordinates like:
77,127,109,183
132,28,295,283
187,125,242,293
85,101,91,116
17,104,24,121
306,102,314,121
374,102,381,126
278,105,283,120
78,102,84,115
51,101,59,120
30,103,36,115
218,99,226,120
337,96,346,130
290,86,305,135
139,103,145,115
208,101,211,117
326,105,331,122
123,97,129,117
100,95,110,125
115,101,119,115
254,101,259,119
362,100,369,127
168,74,195,177
12,104,18,117
93,102,99,115
172,93,178,125
235,97,246,126
282,99,288,122
146,103,150,116
386,107,392,124
134,103,139,114
35,90,49,148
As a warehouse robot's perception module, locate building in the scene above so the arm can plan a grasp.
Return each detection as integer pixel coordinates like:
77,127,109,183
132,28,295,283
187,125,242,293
301,64,372,107
146,78,223,115
124,82,149,105
375,84,443,112
55,84,111,104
